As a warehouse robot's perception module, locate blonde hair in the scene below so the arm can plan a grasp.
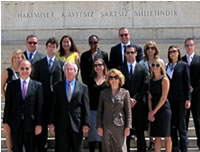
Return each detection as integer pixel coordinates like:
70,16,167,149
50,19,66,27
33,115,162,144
11,49,25,65
150,57,167,79
106,68,125,87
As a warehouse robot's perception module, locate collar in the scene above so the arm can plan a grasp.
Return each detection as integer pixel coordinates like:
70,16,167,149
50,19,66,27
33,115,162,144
121,41,131,47
26,50,36,56
66,79,76,85
47,55,56,62
20,77,30,84
186,52,195,59
127,61,136,67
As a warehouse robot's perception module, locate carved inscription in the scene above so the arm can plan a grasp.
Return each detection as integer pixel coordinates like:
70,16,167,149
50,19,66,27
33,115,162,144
134,9,178,16
17,12,54,18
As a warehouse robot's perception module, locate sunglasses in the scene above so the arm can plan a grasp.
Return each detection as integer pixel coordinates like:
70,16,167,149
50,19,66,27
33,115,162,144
120,34,128,37
94,64,103,67
20,67,30,71
185,44,194,48
169,50,177,54
89,41,98,44
147,47,156,50
126,51,135,55
109,75,119,80
27,41,38,45
152,64,160,67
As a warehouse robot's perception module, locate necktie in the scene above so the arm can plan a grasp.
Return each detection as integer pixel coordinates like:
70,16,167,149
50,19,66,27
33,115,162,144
130,64,133,77
67,83,72,102
29,53,33,61
49,58,53,71
22,80,27,100
188,56,192,66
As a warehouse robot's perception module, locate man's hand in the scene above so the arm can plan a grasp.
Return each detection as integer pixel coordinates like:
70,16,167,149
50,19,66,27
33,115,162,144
83,126,89,135
130,98,137,108
35,125,42,135
97,128,103,136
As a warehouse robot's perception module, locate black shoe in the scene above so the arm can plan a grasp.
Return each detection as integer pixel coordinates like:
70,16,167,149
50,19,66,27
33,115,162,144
148,142,154,150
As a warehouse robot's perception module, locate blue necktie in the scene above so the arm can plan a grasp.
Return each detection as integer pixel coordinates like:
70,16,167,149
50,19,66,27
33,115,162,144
130,64,133,77
29,53,33,61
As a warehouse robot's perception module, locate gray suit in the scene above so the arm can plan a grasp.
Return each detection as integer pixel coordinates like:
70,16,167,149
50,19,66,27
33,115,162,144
97,88,132,152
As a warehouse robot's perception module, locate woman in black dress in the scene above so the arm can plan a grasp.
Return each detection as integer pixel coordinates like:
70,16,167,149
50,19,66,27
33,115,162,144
87,58,108,152
166,45,191,152
148,57,172,152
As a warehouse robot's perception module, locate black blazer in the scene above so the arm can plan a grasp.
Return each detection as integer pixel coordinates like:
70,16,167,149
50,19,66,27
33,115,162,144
182,54,200,95
32,57,64,121
119,63,149,103
50,80,90,133
3,79,44,132
24,51,45,77
80,48,108,85
166,61,191,102
109,43,143,69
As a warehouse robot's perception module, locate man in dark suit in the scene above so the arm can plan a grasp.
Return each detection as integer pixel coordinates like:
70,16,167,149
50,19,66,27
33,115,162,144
182,38,200,149
33,37,64,152
119,45,149,152
24,34,45,77
109,27,143,69
3,59,44,152
49,61,90,152
80,34,108,85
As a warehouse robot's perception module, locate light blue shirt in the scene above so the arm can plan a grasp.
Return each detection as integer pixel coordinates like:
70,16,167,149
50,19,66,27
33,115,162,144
65,79,76,96
25,50,36,61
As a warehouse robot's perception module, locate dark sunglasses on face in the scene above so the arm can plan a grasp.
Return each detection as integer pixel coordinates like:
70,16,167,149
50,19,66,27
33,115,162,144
126,51,135,55
185,44,194,48
120,34,128,37
27,41,38,45
152,64,160,67
146,47,156,50
89,41,98,44
20,67,30,71
109,75,119,80
94,64,103,67
169,50,177,54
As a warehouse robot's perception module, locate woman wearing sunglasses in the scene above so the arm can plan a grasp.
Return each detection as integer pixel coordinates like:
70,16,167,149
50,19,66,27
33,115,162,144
148,57,172,152
97,69,132,152
87,58,108,152
166,45,191,152
1,49,25,152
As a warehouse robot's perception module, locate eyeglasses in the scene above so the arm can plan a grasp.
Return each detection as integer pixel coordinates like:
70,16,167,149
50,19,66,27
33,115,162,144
146,47,156,50
20,67,30,71
120,34,128,37
27,41,38,45
152,64,160,67
109,75,119,80
185,44,194,48
89,41,98,45
169,50,177,54
126,51,136,55
94,64,103,67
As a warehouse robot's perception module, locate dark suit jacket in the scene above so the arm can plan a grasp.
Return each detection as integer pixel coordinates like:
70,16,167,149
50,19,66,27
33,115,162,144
119,63,149,103
24,51,45,77
109,43,143,69
166,61,191,102
32,56,64,122
50,80,90,133
182,54,200,96
80,48,108,85
3,79,44,132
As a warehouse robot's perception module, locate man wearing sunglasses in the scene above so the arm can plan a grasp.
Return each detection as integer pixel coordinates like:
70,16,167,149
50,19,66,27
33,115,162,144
182,38,200,150
119,45,149,152
24,34,45,77
109,27,143,69
3,59,44,152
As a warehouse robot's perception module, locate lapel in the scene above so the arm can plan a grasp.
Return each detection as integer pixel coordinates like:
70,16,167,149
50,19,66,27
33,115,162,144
117,44,123,63
25,79,33,100
130,63,138,81
171,61,180,79
70,81,79,102
16,79,23,101
24,51,28,60
51,57,59,73
190,54,197,65
182,55,187,63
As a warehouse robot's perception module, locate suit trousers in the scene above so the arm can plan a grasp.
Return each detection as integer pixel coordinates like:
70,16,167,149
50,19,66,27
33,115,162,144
55,124,83,152
11,120,35,152
170,101,188,152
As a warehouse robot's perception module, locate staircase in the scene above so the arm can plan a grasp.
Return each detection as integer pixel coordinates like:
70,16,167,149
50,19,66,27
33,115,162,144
1,100,199,152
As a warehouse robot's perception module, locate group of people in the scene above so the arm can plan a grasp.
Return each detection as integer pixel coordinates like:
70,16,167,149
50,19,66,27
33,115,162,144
1,27,200,152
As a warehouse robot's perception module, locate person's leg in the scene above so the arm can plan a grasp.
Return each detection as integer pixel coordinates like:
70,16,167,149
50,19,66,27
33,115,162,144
154,137,162,152
88,141,96,152
4,126,13,152
165,137,172,152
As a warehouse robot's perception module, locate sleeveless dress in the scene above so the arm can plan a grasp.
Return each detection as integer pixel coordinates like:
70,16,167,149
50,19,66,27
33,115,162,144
149,77,171,137
56,51,79,63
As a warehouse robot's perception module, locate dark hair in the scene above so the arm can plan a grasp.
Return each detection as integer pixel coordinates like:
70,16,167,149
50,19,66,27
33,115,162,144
124,44,136,53
118,27,129,35
88,34,99,42
92,58,107,78
46,37,58,48
184,38,195,45
143,41,160,61
59,35,79,56
26,34,38,42
167,45,181,63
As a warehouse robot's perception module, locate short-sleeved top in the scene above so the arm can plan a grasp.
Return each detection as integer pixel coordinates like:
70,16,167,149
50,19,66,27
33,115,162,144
56,51,79,63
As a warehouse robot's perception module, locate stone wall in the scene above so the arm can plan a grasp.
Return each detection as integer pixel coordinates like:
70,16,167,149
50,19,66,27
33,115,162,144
1,1,200,71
